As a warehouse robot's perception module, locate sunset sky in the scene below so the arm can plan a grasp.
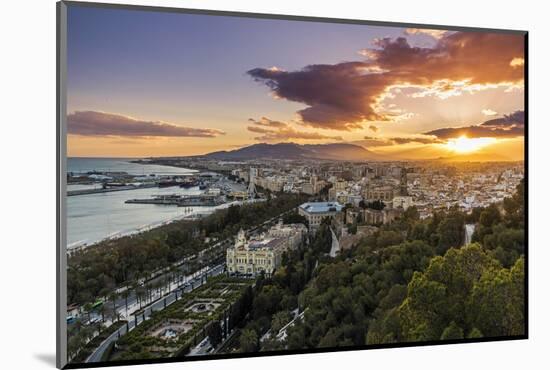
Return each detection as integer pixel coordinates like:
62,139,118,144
66,5,525,160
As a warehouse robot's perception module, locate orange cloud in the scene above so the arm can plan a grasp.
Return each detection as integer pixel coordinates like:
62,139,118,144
68,111,225,138
404,28,448,39
248,31,524,131
247,117,288,128
510,57,524,67
247,117,342,142
482,109,498,116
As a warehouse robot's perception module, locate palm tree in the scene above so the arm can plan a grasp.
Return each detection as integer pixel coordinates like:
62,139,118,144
142,269,151,285
112,309,121,324
99,304,106,323
122,288,130,316
136,287,145,310
130,281,139,310
108,292,118,323
145,282,152,304
83,302,93,323
166,272,172,293
153,280,161,299
169,265,178,290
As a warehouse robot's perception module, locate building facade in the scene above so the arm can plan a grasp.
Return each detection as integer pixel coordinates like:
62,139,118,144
364,185,395,201
267,220,307,250
255,176,284,192
226,229,285,277
363,207,404,225
298,201,343,231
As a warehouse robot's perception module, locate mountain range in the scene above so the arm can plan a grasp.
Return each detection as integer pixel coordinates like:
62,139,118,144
193,141,522,162
198,143,379,161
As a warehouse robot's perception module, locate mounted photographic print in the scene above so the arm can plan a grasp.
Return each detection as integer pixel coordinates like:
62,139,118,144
56,1,527,368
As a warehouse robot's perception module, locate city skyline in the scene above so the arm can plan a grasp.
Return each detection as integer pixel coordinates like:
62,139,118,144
62,4,526,365
67,6,525,160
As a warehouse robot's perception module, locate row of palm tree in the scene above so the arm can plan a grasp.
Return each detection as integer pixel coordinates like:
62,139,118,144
70,239,227,362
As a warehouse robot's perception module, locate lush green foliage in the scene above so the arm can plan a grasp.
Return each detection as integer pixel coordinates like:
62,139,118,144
233,222,333,352
282,181,524,349
282,211,308,226
472,181,525,267
396,245,524,342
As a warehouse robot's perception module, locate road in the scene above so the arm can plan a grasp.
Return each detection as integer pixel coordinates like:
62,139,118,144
86,263,225,363
329,227,340,257
188,336,213,356
110,252,227,321
464,223,476,245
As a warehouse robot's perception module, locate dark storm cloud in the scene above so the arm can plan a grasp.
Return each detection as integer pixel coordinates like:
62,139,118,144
480,110,525,127
425,111,525,139
361,33,524,85
68,111,225,138
247,62,388,131
247,32,524,131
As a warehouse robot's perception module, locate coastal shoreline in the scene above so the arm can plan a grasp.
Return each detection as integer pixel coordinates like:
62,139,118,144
66,159,254,253
67,198,264,253
67,159,206,252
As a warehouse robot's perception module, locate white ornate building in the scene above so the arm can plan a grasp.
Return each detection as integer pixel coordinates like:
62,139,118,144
226,229,285,277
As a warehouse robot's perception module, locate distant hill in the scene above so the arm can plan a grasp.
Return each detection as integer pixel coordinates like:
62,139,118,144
368,145,517,162
435,152,514,162
349,139,523,162
198,142,379,161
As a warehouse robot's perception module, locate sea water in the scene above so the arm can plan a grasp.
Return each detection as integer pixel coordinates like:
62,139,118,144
67,158,207,248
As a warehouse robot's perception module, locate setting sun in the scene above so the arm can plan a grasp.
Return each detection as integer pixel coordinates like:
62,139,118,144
445,136,497,153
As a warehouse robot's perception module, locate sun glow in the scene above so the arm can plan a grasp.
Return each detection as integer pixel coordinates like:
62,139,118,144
445,136,497,153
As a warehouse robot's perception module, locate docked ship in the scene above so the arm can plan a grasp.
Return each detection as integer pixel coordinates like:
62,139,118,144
177,195,223,207
102,182,129,188
158,177,183,187
179,177,199,188
125,193,225,207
